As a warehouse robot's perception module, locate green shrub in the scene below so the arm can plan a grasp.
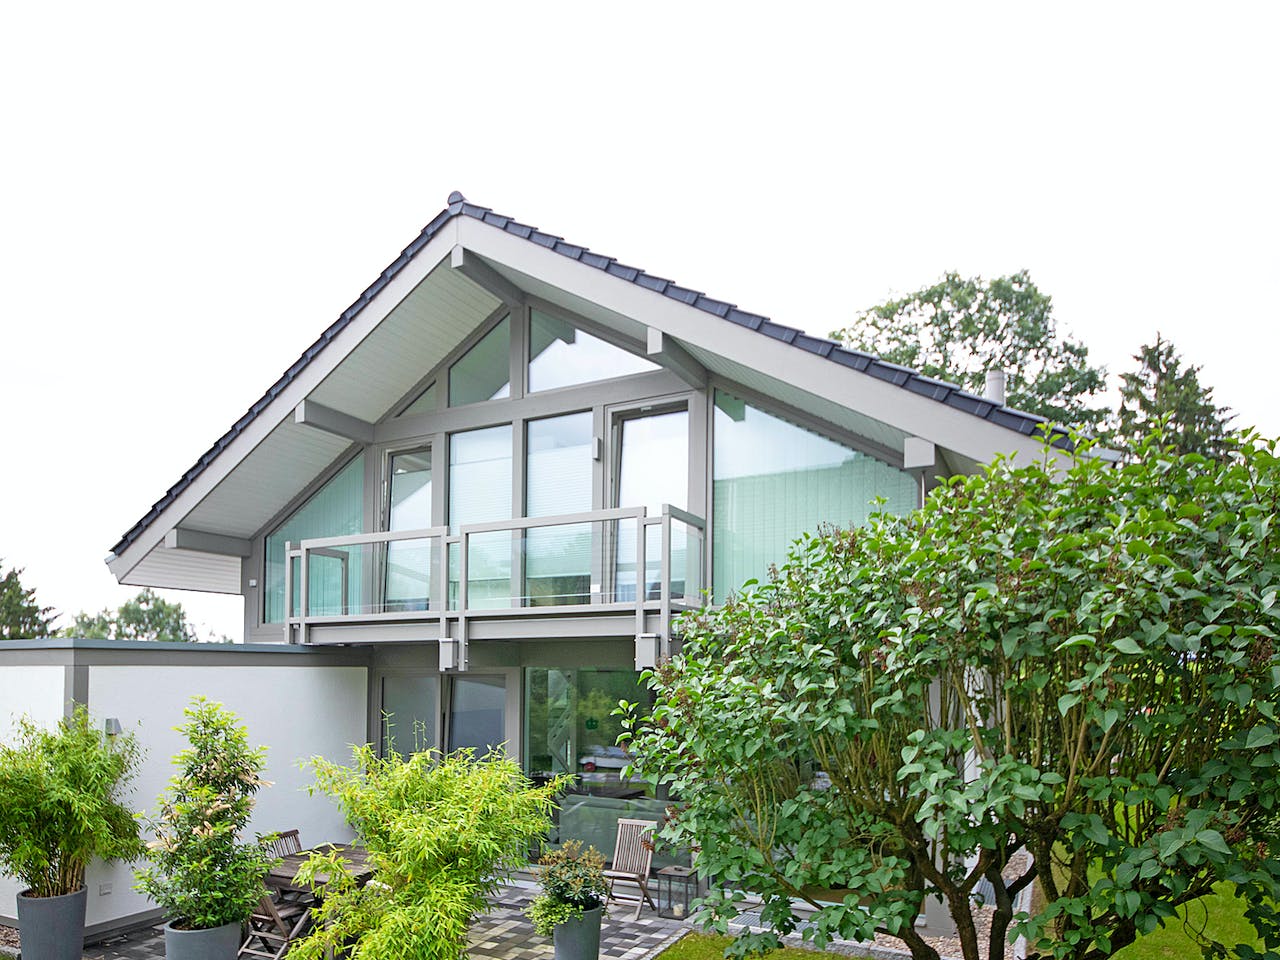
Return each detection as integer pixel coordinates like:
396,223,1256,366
0,706,142,897
134,698,274,930
290,745,571,960
527,839,610,936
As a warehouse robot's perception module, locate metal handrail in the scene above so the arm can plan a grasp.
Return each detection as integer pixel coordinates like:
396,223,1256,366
284,504,706,648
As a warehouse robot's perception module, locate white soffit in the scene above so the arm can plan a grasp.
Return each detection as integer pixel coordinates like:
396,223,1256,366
181,419,353,539
120,545,242,595
308,263,500,422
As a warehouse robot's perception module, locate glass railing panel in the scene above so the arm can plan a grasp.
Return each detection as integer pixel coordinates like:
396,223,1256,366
667,520,697,602
305,545,362,617
450,530,514,610
304,537,438,617
613,518,658,603
522,521,594,607
384,537,438,613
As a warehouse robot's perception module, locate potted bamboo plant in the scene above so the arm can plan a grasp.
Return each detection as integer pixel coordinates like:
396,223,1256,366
0,706,142,960
527,840,610,960
135,698,274,960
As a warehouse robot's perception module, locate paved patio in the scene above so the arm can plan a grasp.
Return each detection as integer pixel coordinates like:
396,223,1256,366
82,886,689,960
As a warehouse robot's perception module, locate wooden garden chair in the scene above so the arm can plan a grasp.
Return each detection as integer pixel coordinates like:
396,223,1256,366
238,890,312,959
603,818,658,920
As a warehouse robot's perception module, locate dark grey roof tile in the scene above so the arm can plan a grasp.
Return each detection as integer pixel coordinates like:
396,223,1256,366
580,251,612,270
694,295,732,317
828,347,873,371
664,284,700,305
793,334,836,357
726,308,766,330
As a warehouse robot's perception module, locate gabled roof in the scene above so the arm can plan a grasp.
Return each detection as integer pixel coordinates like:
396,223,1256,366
108,191,1065,560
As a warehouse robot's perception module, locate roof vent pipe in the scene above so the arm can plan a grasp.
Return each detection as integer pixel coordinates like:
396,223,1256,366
984,368,1007,405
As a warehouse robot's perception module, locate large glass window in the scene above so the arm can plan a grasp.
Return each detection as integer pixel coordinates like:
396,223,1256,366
528,310,657,393
381,674,438,759
385,449,432,612
712,391,919,600
447,675,507,755
449,425,513,608
264,454,365,623
615,409,688,601
525,413,594,606
449,316,511,406
524,667,677,865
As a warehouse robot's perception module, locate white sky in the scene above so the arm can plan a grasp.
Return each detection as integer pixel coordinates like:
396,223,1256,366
1,3,1276,641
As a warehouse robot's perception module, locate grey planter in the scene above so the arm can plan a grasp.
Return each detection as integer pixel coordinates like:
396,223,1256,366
553,905,602,960
15,887,87,960
162,920,241,960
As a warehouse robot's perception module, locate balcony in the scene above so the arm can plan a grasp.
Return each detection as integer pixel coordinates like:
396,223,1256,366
282,505,705,668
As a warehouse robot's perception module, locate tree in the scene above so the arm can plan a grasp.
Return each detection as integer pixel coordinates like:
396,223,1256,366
623,431,1280,960
0,563,56,640
63,588,197,642
1111,334,1234,459
835,271,1109,431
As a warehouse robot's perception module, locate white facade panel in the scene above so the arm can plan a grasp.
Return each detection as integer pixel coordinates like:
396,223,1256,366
0,663,368,931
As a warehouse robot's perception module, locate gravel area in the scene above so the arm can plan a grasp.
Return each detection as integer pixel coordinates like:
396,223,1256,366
0,924,18,950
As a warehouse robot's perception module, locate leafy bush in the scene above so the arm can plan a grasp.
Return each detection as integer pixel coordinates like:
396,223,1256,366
527,839,610,936
134,698,274,929
0,706,142,897
624,431,1280,960
290,745,571,960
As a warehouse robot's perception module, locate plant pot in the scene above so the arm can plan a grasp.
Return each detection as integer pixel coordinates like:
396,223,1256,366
163,919,241,960
553,905,602,960
16,887,87,960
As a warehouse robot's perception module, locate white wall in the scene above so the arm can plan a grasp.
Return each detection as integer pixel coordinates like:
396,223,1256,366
0,664,64,741
0,665,68,916
0,661,368,932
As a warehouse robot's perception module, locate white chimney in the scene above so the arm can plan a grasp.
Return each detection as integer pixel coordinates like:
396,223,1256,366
984,369,1007,405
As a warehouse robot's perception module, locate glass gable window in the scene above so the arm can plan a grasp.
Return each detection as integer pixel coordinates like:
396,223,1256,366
449,425,513,608
264,454,365,623
398,382,436,417
528,310,657,393
449,316,511,406
712,391,919,601
525,412,594,606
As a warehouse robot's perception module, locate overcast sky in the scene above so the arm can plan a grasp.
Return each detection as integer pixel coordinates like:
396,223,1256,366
2,3,1276,641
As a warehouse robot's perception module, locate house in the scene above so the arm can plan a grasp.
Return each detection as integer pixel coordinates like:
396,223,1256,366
1,192,1063,937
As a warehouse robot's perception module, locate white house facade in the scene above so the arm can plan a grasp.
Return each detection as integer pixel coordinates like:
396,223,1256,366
2,193,1066,936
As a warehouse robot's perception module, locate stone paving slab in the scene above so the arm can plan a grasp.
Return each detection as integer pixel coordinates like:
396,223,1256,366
81,887,688,959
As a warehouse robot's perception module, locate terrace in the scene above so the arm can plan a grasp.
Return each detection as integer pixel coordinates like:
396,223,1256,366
284,504,706,669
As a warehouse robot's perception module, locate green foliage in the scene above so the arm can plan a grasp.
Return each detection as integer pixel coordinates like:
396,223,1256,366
0,562,55,640
624,431,1280,960
63,588,198,642
134,698,273,930
290,745,571,960
834,270,1108,430
527,839,610,936
1111,334,1234,460
0,706,142,897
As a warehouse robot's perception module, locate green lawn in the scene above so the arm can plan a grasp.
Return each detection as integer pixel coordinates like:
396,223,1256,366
657,933,819,958
658,885,1263,960
1114,884,1262,960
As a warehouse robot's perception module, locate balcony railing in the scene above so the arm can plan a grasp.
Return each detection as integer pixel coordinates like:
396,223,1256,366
282,505,705,664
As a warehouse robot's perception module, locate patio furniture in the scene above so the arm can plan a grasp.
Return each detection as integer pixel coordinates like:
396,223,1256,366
603,818,658,920
239,891,312,960
239,842,373,959
266,828,303,858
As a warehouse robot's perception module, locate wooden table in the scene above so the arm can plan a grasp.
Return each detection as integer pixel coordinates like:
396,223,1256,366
266,842,374,895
